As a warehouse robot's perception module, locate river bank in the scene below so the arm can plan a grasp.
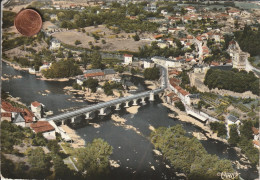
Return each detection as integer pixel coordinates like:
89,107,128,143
60,125,85,148
162,103,227,143
2,60,71,82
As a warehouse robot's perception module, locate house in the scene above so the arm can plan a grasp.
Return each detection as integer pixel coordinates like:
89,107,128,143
39,63,51,72
50,14,58,21
13,113,26,127
142,59,154,69
152,56,183,70
124,54,133,65
23,108,35,123
157,41,169,49
227,115,240,126
31,101,42,119
104,69,117,80
84,69,105,80
1,112,12,122
30,121,56,140
1,100,23,118
253,140,260,149
49,39,61,50
185,6,196,13
252,127,259,141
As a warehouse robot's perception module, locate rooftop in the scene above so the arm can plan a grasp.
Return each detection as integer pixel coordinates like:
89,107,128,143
31,101,41,107
30,121,55,133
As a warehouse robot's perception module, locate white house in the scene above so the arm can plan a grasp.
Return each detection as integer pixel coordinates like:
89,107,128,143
142,59,154,69
151,56,182,69
30,121,56,140
31,101,42,119
50,14,58,21
124,54,133,65
50,39,61,50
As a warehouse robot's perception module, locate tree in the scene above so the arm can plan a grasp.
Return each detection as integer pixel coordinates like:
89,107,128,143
42,60,83,78
174,101,185,111
27,147,51,178
133,34,140,41
80,51,90,69
90,51,105,69
75,40,81,45
228,124,240,146
75,138,113,176
47,140,60,154
83,78,99,93
131,68,137,75
144,67,160,80
150,125,234,178
239,120,253,140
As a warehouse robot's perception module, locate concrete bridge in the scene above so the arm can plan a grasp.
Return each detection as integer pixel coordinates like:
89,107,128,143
45,65,167,124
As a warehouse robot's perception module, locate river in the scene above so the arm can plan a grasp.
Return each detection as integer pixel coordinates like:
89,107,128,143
1,62,258,180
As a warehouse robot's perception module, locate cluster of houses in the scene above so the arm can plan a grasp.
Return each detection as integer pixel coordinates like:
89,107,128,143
1,100,56,140
76,68,120,85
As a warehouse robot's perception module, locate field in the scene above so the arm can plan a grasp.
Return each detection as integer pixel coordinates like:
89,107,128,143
52,25,153,52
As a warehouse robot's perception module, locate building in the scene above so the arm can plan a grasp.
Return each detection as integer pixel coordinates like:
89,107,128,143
50,14,58,21
142,59,154,69
252,127,259,141
151,56,182,70
103,69,117,80
30,121,56,140
84,69,105,80
39,63,51,72
124,54,133,65
13,113,26,127
228,41,249,70
31,101,42,119
1,101,23,118
50,39,61,50
1,112,12,122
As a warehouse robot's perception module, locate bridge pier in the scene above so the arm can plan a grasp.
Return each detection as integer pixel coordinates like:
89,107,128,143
115,104,121,111
133,99,138,106
149,92,154,101
141,97,146,105
124,101,129,108
99,108,106,115
71,117,75,123
85,112,92,119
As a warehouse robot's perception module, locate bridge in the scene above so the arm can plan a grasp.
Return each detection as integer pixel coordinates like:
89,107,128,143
44,65,168,124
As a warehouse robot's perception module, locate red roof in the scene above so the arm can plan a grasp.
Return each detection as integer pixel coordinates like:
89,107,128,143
179,88,189,96
30,121,55,133
31,101,41,107
187,35,193,39
84,72,105,78
196,36,202,41
252,127,259,135
172,97,180,101
1,101,23,113
153,34,163,39
167,92,175,97
186,58,193,62
1,112,12,117
169,70,181,76
211,61,220,66
23,108,34,123
124,54,133,57
253,140,260,147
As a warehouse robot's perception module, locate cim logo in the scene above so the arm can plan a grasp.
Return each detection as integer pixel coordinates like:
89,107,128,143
217,172,240,180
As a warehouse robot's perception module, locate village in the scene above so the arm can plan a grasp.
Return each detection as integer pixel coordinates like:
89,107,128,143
1,0,260,179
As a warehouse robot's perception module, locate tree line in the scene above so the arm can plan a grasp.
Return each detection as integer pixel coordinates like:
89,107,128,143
150,125,235,179
204,68,259,95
